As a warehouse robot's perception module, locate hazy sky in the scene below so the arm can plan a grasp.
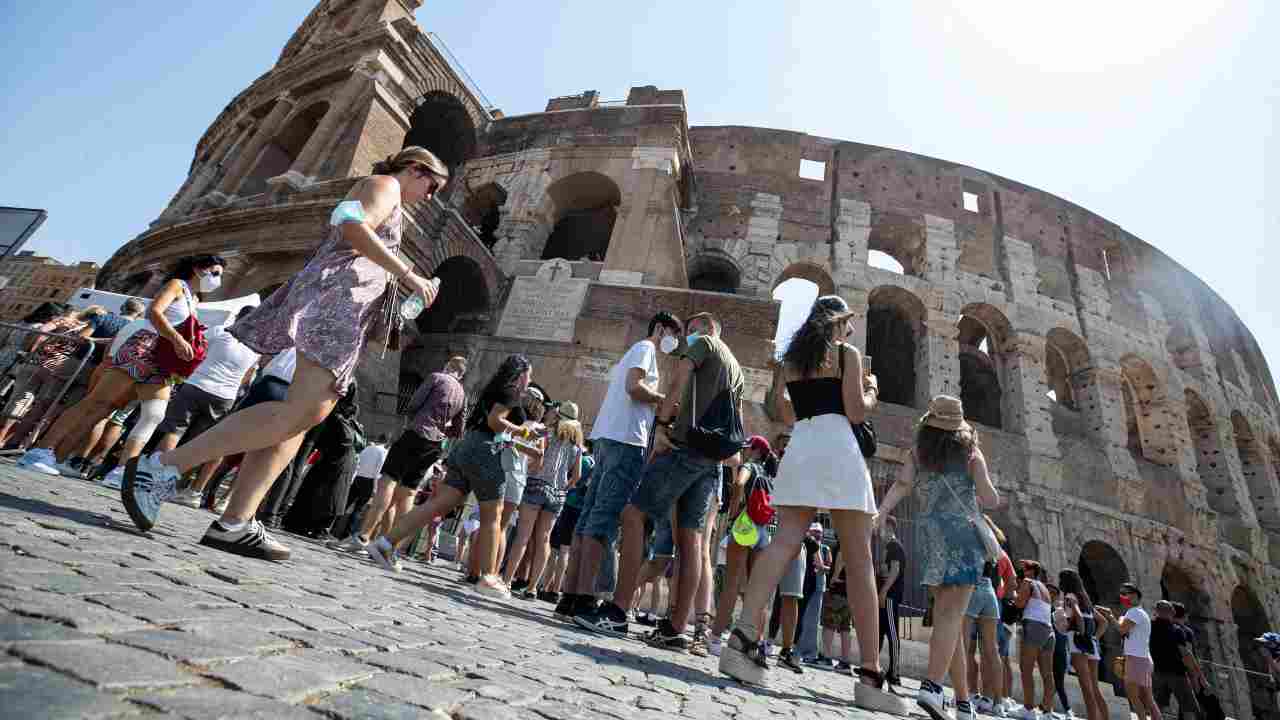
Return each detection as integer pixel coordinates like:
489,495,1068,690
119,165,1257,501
2,1,1275,379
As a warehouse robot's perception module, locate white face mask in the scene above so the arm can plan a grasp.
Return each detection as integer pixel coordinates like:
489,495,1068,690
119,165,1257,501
197,272,221,293
659,335,678,354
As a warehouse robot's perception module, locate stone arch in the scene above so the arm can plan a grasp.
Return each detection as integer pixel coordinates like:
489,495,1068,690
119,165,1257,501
535,171,622,263
1232,413,1280,526
988,510,1038,564
688,252,741,294
414,74,489,134
416,255,491,335
866,285,927,409
773,262,834,297
1166,317,1203,372
1186,389,1239,516
958,303,1013,430
1120,354,1169,462
1045,327,1090,409
1078,540,1130,606
239,101,329,195
1231,584,1275,720
1162,562,1215,679
461,182,508,251
867,209,925,277
404,91,478,174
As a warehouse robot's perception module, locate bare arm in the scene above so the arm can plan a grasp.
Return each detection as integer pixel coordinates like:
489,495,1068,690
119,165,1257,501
626,366,663,404
1014,579,1032,608
840,343,877,424
971,448,1000,508
877,454,916,523
338,177,437,305
727,465,751,518
566,447,582,488
770,362,796,425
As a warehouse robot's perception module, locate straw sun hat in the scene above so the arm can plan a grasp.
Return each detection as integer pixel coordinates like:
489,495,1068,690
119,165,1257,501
920,394,972,432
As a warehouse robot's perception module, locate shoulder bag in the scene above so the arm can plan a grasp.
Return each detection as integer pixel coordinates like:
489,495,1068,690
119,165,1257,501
154,282,207,379
684,340,747,462
936,470,1001,562
837,344,877,457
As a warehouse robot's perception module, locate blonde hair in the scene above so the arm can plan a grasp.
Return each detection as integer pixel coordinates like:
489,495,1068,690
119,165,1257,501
556,419,584,448
372,146,449,180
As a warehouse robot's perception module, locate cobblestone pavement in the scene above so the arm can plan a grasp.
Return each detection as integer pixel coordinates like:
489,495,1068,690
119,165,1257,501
0,461,928,720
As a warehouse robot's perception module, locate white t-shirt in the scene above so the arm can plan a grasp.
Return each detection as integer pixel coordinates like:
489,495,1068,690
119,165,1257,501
589,339,659,448
1123,606,1152,659
263,348,297,383
355,443,389,479
186,326,261,400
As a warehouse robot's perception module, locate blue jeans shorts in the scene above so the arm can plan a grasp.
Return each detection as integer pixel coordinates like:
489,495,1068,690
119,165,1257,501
647,514,675,558
630,447,720,531
574,439,645,544
966,577,1000,620
522,482,563,516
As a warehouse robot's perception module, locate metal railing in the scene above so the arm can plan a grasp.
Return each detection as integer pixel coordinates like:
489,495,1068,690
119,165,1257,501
0,321,95,454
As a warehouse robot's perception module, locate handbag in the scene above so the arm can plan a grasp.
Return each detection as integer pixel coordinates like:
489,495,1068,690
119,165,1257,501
154,284,207,379
684,339,746,462
837,345,876,457
936,469,1000,562
1111,655,1126,682
1072,613,1098,653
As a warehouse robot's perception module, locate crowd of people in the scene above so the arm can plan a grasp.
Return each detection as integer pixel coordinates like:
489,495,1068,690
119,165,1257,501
8,145,1278,720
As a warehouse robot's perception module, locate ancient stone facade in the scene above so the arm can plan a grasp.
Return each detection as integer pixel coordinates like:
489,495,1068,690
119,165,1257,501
96,2,1276,717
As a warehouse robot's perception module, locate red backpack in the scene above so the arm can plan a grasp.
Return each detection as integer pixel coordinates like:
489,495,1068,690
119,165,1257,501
745,466,775,525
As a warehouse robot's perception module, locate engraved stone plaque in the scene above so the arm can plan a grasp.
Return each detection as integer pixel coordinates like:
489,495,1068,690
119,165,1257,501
496,259,591,342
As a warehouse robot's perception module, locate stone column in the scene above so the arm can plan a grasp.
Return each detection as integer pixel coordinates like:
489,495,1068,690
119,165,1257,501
740,192,782,297
167,123,255,217
922,301,961,407
214,93,296,196
286,60,380,183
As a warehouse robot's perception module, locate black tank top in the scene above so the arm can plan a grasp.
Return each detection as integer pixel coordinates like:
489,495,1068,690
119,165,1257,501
786,377,844,420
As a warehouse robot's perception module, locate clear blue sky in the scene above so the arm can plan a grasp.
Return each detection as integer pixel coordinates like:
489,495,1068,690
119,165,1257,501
2,1,1276,381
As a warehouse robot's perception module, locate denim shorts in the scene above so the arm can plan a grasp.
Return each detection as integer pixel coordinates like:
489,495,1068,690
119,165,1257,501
630,447,720,532
966,577,1000,620
1021,620,1055,652
650,515,674,558
574,438,645,543
522,484,563,516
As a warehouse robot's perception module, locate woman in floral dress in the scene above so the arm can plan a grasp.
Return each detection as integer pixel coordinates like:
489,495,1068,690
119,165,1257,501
123,146,447,561
878,395,1000,720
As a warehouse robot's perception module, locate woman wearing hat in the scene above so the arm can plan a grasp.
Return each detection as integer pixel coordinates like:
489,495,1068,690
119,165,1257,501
718,295,906,713
504,400,584,599
878,394,1000,720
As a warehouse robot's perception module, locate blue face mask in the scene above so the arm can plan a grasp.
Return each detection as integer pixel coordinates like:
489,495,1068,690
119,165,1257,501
685,332,702,348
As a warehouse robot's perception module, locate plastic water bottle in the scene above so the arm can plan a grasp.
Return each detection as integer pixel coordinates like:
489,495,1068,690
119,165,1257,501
399,278,440,320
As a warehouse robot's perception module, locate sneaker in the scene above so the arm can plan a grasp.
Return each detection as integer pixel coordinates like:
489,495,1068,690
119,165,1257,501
917,679,951,720
992,702,1009,718
1019,708,1040,720
474,575,511,600
537,591,560,604
554,594,576,618
635,611,658,627
18,448,60,476
198,519,291,561
836,660,853,672
510,579,529,593
1065,710,1077,720
764,640,778,657
956,700,977,720
974,696,993,715
392,555,404,572
574,602,629,638
646,620,689,653
718,626,769,685
779,648,804,674
170,488,203,508
806,654,831,666
365,537,399,572
327,535,367,553
520,589,537,600
213,496,229,514
121,453,179,532
100,466,124,489
56,460,84,479
708,632,725,657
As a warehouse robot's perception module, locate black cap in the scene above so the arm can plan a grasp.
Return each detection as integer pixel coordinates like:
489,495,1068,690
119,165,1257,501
1119,582,1142,599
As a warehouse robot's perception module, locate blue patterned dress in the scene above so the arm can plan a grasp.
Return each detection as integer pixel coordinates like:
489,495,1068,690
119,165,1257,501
913,453,986,588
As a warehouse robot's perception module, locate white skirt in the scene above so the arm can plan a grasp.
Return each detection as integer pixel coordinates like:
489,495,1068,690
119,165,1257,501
770,413,877,513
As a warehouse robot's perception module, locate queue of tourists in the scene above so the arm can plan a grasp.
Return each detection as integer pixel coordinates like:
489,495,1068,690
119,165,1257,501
8,145,1268,720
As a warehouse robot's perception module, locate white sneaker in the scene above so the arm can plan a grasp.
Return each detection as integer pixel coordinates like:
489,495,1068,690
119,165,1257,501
976,696,994,714
121,453,180,532
763,640,777,657
327,535,367,553
474,575,511,600
100,466,124,489
1019,707,1040,720
917,681,951,720
1066,711,1077,720
992,702,1009,718
170,488,203,508
956,701,977,720
365,537,399,572
18,448,60,476
708,633,725,657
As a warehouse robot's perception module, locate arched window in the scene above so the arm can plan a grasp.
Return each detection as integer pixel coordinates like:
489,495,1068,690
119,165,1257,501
1232,412,1280,526
539,172,622,263
461,183,508,251
1161,563,1213,674
1185,390,1236,516
867,210,924,277
416,256,491,335
773,263,835,298
867,250,905,275
866,286,926,408
239,101,329,196
1078,540,1129,606
404,92,478,175
688,254,740,294
958,305,1012,430
1045,328,1090,410
1119,355,1166,462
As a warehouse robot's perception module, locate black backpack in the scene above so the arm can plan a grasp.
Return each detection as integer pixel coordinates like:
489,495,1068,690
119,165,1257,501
685,340,747,462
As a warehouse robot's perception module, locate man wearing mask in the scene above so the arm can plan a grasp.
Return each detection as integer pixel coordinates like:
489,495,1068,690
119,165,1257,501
556,311,683,620
1118,583,1160,720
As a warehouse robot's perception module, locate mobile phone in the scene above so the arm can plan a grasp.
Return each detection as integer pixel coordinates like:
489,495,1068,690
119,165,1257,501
864,356,873,376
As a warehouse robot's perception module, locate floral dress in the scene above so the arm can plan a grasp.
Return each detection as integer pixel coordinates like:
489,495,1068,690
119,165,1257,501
912,451,986,588
230,204,402,394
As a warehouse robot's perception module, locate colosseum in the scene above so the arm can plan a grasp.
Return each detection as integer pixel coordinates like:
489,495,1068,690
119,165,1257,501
95,1,1278,716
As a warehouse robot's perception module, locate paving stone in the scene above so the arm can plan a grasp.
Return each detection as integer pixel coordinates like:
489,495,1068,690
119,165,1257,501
0,664,135,719
636,689,682,712
109,628,254,664
315,688,440,719
460,669,548,706
85,593,226,624
362,648,458,681
259,606,350,631
653,675,694,696
273,628,382,653
455,699,544,720
205,651,377,702
0,611,97,645
0,593,148,633
180,621,297,652
357,672,476,712
130,686,321,719
12,640,196,689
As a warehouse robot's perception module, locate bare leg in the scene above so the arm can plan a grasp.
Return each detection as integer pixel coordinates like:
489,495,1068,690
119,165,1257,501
966,617,981,698
1021,635,1040,710
527,510,557,591
669,527,704,632
713,544,750,635
573,536,607,596
607,504,649,612
1038,647,1055,712
35,368,133,456
87,423,125,464
1072,653,1099,720
387,486,417,551
189,457,222,494
926,584,975,696
356,477,396,542
829,509,882,675
736,507,815,636
780,596,800,651
220,433,306,525
503,504,539,584
979,617,1003,703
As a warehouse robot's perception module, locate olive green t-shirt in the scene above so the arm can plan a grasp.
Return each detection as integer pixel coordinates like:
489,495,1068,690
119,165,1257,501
673,335,744,446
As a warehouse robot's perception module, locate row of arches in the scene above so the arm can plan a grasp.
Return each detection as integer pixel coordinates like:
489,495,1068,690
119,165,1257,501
459,171,621,261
